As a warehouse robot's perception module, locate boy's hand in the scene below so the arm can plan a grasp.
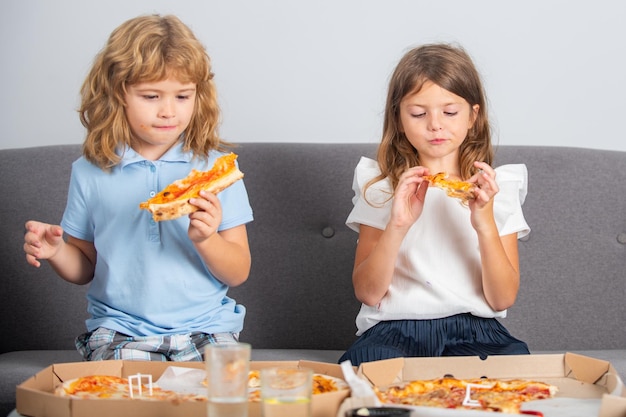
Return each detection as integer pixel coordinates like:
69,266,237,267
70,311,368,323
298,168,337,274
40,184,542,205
23,221,64,267
187,190,222,242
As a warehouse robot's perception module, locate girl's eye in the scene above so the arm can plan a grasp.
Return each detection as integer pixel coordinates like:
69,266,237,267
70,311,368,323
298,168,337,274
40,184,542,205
177,95,191,100
444,111,458,116
143,95,158,100
410,113,426,118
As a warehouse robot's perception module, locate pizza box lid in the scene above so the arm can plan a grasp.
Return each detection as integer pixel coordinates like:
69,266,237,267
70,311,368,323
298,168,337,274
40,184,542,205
336,352,626,417
15,359,350,417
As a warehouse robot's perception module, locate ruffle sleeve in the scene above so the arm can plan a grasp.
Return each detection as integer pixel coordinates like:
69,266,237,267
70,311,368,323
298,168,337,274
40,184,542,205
345,159,530,240
494,164,530,239
345,157,393,233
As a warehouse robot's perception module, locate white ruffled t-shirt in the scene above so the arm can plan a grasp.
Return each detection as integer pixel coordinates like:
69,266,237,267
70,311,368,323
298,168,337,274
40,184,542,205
346,157,530,336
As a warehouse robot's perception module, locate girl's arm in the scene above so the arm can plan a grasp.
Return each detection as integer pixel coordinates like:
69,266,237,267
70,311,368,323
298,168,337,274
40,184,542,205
470,162,521,311
477,228,520,311
352,166,430,306
24,221,96,285
352,224,404,306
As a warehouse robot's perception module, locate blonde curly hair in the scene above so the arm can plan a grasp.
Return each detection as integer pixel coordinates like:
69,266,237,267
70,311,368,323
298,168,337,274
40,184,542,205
79,14,227,170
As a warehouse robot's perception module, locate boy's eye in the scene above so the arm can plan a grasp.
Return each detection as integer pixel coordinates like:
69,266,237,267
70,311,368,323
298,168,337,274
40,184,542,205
143,94,158,100
177,95,191,100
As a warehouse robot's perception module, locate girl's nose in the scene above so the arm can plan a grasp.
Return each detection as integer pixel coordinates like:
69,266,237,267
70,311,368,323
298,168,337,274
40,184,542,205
428,114,443,131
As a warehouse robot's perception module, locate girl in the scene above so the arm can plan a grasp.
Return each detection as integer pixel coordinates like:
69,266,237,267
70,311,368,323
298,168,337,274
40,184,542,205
23,15,253,361
339,43,530,366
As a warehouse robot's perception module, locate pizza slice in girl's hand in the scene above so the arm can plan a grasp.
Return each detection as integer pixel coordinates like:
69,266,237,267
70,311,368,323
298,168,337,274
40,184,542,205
424,172,476,202
139,153,244,222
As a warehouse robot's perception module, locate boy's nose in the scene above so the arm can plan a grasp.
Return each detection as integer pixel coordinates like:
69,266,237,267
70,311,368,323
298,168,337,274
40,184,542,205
158,100,175,118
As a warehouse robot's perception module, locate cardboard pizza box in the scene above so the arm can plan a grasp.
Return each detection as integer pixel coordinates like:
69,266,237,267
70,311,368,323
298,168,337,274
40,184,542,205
16,359,350,417
337,352,626,417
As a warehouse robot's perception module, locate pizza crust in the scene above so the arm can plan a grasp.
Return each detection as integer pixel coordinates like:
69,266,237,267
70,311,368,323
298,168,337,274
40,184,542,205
141,169,244,222
139,153,244,222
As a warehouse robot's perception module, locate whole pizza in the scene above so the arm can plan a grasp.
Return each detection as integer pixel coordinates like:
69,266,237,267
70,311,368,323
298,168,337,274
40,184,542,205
375,376,558,414
55,371,348,403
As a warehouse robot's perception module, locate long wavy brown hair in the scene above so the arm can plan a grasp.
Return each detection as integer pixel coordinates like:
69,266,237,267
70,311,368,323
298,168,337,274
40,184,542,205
366,43,493,196
79,14,227,170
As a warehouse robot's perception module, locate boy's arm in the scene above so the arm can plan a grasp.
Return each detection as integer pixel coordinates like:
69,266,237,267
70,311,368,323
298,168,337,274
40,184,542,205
53,236,97,285
193,224,251,287
54,236,96,285
187,190,251,286
24,221,96,285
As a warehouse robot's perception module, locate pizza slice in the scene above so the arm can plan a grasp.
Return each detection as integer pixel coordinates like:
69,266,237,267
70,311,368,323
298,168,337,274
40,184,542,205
139,153,244,222
247,370,347,402
313,373,348,394
424,172,476,201
55,375,131,399
54,374,205,402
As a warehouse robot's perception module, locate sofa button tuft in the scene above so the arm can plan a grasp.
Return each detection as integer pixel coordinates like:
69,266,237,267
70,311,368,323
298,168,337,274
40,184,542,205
321,226,335,238
617,232,626,244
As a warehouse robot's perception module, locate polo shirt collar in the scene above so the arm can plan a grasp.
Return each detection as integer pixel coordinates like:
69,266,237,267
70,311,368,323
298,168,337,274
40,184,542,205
117,141,192,169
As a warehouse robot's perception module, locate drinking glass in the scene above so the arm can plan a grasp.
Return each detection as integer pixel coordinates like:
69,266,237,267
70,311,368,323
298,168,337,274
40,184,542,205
205,343,251,417
261,367,313,417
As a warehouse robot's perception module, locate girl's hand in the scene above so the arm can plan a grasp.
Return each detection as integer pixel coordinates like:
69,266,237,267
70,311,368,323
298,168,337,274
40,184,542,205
390,166,430,230
187,190,222,242
23,221,64,267
468,161,499,229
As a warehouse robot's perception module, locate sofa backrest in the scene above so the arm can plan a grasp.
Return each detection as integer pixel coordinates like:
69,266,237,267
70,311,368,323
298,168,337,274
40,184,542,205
1,145,87,353
492,145,626,351
1,143,624,355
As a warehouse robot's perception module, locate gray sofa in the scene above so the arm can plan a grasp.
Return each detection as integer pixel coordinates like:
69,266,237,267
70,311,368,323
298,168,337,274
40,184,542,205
1,143,625,416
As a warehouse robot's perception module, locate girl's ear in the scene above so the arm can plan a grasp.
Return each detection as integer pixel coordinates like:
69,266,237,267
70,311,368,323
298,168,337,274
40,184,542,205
469,104,480,128
395,111,405,133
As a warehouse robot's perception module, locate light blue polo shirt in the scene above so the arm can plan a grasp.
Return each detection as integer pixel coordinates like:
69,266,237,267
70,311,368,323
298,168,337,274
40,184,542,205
61,143,253,337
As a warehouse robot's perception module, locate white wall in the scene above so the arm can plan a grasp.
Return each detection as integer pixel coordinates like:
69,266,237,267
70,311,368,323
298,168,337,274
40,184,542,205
2,0,625,151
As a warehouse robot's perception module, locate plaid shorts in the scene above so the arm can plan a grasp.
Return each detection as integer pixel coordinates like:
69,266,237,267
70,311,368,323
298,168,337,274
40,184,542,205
75,327,239,361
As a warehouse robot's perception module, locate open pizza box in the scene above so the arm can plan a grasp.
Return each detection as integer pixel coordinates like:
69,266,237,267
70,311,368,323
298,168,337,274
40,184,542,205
336,353,626,417
16,359,350,417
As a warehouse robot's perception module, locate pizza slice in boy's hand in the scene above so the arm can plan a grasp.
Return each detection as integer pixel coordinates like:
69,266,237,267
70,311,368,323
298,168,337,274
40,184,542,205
139,153,244,222
425,172,476,201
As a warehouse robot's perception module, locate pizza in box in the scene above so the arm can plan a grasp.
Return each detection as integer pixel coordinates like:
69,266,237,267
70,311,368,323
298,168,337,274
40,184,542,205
375,376,558,414
55,370,348,402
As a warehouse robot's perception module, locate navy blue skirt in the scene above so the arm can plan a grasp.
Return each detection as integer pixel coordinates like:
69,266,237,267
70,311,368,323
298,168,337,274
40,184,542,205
339,313,529,366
